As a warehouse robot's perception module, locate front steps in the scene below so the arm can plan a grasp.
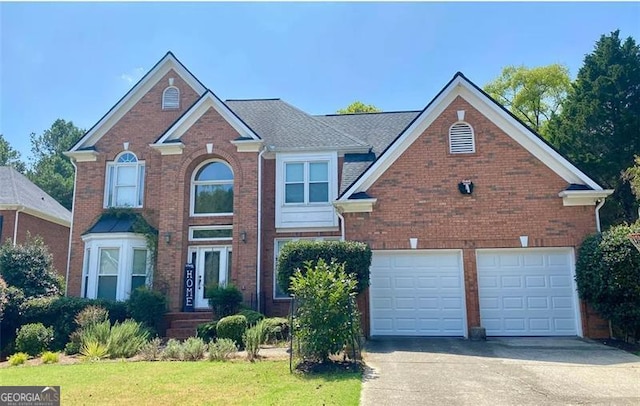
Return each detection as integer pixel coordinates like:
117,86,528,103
165,312,213,340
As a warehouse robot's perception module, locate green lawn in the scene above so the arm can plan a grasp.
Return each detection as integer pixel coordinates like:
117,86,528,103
2,360,361,405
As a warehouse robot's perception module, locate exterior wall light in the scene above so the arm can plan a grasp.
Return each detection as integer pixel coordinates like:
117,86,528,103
240,231,247,243
164,232,172,245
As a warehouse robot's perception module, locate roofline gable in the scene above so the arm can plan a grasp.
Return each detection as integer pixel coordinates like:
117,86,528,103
338,73,604,200
152,90,261,145
69,52,207,152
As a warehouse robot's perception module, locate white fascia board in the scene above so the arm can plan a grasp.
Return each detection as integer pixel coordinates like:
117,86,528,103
230,139,263,152
558,189,613,206
338,79,460,201
0,204,71,227
271,145,370,155
69,54,206,152
149,142,185,155
64,150,99,162
81,232,146,242
456,83,603,190
333,198,377,213
153,92,260,144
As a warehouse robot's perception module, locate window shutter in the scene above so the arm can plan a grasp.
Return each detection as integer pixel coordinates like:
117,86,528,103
449,122,475,154
162,87,180,109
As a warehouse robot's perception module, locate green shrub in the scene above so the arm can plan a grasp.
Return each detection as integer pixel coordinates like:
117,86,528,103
576,222,640,340
80,320,111,348
75,305,109,328
182,337,207,361
0,236,64,298
106,320,150,359
290,259,360,362
196,321,218,342
276,240,372,295
139,337,162,361
80,340,109,362
207,284,243,318
243,320,268,361
262,317,290,343
0,286,25,355
126,287,167,335
15,323,54,356
8,352,29,366
161,339,183,361
216,315,248,347
40,351,59,364
208,338,237,361
0,275,7,319
237,309,265,326
64,332,82,356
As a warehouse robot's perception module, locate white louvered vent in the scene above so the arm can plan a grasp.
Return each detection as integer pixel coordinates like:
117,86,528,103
449,122,475,154
162,87,180,110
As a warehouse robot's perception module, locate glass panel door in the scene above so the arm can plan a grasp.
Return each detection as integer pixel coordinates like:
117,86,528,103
191,246,231,309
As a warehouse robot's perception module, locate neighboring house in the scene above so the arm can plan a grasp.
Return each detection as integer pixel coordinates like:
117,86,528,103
0,166,72,276
65,52,612,339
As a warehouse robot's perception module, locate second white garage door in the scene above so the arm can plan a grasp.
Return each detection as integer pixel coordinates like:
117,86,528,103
370,250,465,336
477,249,579,336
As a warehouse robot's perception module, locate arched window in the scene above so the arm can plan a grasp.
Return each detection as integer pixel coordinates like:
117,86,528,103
162,86,180,110
449,122,475,154
104,151,145,208
191,161,234,215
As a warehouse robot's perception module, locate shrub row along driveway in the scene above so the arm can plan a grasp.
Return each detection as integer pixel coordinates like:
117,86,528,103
362,337,640,405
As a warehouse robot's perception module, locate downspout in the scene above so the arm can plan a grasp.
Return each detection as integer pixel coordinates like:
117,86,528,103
336,210,346,241
595,198,606,233
65,159,78,296
256,147,266,312
13,206,23,246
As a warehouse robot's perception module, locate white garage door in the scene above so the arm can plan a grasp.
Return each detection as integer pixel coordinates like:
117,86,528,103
370,250,465,336
477,249,579,336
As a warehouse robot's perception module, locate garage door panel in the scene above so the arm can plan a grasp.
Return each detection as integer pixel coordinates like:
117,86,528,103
477,249,577,336
370,251,465,336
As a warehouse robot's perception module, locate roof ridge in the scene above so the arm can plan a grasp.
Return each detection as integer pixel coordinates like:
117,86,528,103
277,99,369,148
225,98,281,102
318,110,422,117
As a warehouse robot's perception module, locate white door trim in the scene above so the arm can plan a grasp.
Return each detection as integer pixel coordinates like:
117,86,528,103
188,245,232,309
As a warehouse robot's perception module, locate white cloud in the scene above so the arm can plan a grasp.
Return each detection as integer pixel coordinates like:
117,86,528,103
120,67,145,84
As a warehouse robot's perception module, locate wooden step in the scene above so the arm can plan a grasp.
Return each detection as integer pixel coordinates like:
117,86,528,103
165,311,214,323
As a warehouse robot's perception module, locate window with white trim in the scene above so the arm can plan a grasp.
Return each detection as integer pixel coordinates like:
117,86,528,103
284,161,329,204
189,225,233,241
449,122,475,154
81,235,150,301
273,237,340,299
191,161,234,216
105,152,145,208
162,86,180,110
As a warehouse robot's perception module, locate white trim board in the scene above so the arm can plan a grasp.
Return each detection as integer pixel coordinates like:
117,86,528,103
339,74,604,201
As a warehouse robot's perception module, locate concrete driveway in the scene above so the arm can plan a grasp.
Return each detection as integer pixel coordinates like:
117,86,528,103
361,337,640,406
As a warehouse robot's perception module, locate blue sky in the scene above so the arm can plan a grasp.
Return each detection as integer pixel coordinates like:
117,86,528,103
1,2,638,161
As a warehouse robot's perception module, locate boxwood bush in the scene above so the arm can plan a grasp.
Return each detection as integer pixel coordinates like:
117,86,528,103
216,315,248,347
237,309,265,326
196,321,218,342
207,284,243,318
576,222,640,341
126,286,167,336
15,323,53,356
276,240,372,295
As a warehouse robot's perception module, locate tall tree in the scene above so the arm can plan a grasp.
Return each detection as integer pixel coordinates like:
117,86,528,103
337,101,381,114
548,30,640,227
484,64,571,137
28,119,84,210
0,134,26,173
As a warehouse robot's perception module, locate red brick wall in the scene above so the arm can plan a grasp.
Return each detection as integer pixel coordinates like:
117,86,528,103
0,210,69,277
343,96,599,336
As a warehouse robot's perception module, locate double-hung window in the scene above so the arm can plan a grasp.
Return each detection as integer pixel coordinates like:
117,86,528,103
105,152,145,208
284,161,329,204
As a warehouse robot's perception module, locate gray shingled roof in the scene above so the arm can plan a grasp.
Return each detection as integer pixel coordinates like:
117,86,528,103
225,99,369,152
0,166,72,225
314,112,420,194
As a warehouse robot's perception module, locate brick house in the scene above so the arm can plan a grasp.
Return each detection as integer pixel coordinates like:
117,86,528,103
0,166,72,276
65,52,612,338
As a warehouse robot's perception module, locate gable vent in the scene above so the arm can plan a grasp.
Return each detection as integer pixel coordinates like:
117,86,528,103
449,122,475,154
162,86,180,110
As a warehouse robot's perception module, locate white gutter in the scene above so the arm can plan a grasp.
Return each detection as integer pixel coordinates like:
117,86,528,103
595,198,606,233
65,159,79,296
13,206,23,246
337,211,346,241
256,147,267,312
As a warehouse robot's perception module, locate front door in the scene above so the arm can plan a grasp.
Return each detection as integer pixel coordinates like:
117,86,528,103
189,246,232,309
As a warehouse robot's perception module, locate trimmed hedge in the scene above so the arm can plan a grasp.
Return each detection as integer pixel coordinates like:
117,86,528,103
15,323,53,356
576,222,640,340
237,309,265,326
216,315,248,347
126,287,168,335
276,240,372,295
196,321,218,342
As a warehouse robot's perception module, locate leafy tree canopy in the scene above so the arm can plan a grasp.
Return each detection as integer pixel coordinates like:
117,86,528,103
337,101,381,114
623,155,640,201
28,119,84,210
484,64,571,137
0,134,26,173
547,30,640,226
